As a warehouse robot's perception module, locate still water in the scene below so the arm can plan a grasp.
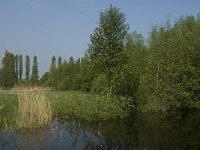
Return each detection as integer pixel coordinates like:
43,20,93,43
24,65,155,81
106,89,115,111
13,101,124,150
0,112,200,150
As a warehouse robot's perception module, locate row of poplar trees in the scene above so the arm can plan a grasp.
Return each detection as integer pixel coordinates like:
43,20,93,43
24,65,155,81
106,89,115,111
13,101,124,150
0,51,39,89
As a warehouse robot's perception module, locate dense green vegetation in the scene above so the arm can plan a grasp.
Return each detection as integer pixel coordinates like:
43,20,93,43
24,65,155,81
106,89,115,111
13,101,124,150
0,91,130,127
0,91,18,129
0,6,199,116
50,91,130,121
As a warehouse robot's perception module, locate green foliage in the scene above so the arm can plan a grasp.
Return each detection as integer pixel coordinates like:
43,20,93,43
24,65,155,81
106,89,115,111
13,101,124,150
50,91,130,121
139,15,200,111
88,5,129,89
57,56,62,82
25,55,30,81
19,55,23,80
113,66,139,99
1,9,200,114
73,73,85,90
0,91,18,129
49,56,57,87
1,51,15,89
31,56,39,84
40,72,49,85
15,55,19,83
91,74,107,94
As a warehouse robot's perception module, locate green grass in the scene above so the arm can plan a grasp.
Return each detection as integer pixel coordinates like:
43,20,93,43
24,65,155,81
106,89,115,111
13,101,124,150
0,91,18,130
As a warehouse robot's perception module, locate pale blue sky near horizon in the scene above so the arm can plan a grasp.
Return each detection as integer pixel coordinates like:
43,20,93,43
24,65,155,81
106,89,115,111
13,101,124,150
0,0,200,77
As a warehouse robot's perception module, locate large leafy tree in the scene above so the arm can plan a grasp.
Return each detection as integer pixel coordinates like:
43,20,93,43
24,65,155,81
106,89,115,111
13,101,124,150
88,5,129,93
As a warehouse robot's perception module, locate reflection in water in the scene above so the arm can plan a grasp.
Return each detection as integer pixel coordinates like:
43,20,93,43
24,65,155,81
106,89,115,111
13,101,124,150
0,112,200,150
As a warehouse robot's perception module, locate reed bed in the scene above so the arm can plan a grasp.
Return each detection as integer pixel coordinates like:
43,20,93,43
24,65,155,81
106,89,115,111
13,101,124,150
16,87,52,130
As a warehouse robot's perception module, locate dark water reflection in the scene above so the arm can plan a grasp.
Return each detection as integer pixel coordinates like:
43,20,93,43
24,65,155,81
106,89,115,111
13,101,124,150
0,112,200,150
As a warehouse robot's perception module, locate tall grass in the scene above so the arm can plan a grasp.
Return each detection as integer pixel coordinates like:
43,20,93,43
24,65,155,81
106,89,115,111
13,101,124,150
16,87,52,130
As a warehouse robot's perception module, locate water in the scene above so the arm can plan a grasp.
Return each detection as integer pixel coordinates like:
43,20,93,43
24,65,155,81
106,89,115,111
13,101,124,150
0,112,200,150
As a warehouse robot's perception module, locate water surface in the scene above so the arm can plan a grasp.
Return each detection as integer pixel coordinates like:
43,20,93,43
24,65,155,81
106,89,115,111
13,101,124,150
0,112,200,150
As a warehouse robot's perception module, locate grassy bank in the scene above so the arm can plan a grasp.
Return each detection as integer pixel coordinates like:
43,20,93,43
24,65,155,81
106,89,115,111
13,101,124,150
0,91,18,130
0,90,130,124
1,90,199,125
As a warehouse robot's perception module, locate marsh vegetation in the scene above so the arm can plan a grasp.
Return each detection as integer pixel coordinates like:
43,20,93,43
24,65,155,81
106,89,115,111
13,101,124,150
16,87,52,130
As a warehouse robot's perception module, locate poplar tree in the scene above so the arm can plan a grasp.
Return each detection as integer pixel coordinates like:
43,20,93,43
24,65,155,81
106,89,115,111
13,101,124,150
15,55,18,83
31,56,39,83
57,56,62,81
19,55,23,80
1,51,15,89
25,55,30,80
49,56,57,86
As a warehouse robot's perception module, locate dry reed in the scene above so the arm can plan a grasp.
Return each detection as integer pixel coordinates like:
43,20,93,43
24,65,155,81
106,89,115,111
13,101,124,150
16,87,52,130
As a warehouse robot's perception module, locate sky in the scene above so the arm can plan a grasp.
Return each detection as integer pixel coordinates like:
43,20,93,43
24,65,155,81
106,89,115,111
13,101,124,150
0,0,200,77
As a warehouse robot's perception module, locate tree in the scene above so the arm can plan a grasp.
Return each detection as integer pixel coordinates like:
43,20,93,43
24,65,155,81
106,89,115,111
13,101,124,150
25,55,30,81
1,51,15,89
68,56,75,89
139,15,200,110
19,55,23,80
15,55,18,83
0,68,3,88
57,56,62,81
73,56,94,91
125,32,147,107
40,72,49,85
88,5,129,94
49,56,57,87
31,56,39,83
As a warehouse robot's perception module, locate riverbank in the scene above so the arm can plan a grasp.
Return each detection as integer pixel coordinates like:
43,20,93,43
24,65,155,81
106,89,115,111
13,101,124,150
0,90,130,123
0,90,199,123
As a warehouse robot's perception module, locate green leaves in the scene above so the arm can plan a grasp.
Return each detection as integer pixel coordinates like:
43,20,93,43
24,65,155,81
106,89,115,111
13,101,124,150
31,56,39,84
25,55,30,81
1,51,15,89
88,5,129,89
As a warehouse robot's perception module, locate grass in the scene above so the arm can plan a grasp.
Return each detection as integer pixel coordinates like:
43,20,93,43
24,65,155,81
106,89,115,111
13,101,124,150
0,91,18,130
0,90,130,125
16,87,52,130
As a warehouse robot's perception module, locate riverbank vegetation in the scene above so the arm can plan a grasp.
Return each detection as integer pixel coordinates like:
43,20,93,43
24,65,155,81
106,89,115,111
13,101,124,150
0,5,200,121
0,90,130,128
16,87,52,130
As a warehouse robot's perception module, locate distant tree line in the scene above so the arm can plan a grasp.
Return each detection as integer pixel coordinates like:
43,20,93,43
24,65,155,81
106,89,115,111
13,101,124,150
0,6,199,111
41,55,93,92
0,51,39,89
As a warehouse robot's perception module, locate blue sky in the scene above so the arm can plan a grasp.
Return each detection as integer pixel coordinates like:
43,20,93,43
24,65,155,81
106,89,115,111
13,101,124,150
0,0,200,77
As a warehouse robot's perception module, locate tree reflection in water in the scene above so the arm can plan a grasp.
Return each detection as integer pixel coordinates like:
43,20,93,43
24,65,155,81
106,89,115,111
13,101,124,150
0,112,200,150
